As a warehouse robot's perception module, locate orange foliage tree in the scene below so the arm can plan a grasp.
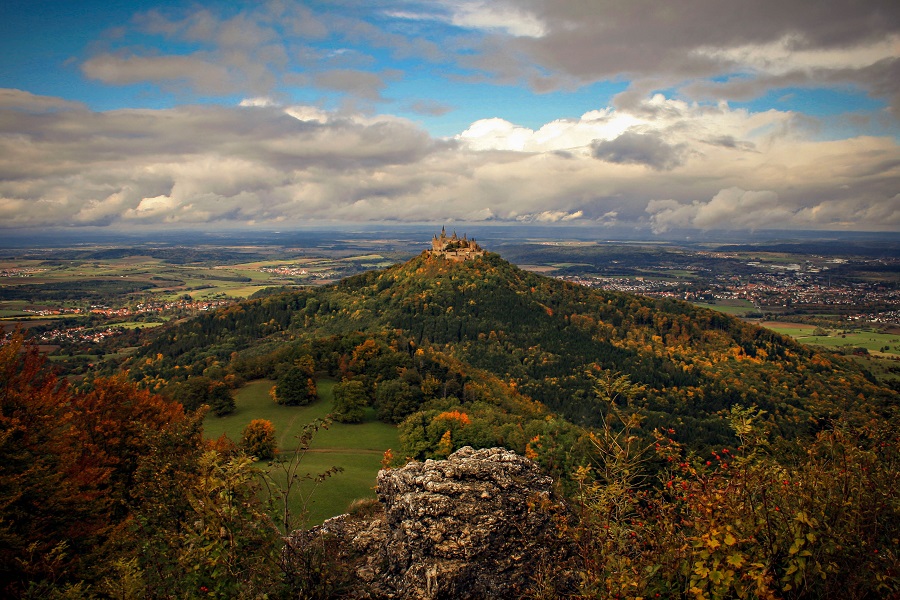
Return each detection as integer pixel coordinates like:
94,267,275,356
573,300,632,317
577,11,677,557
0,331,195,595
241,419,277,460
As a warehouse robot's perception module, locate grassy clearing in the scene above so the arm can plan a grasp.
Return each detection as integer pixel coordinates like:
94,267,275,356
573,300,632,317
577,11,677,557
208,284,272,298
758,322,817,337
761,322,900,356
202,378,398,525
264,451,384,529
849,354,900,386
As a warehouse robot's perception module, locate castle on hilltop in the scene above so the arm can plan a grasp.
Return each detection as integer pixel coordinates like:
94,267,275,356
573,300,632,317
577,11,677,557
429,227,485,261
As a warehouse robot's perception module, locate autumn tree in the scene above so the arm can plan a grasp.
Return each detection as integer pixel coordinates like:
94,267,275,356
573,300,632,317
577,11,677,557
71,377,187,520
241,419,277,460
0,332,195,595
0,332,98,593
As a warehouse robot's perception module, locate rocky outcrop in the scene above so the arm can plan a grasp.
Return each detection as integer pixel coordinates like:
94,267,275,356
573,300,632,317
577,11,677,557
285,447,568,599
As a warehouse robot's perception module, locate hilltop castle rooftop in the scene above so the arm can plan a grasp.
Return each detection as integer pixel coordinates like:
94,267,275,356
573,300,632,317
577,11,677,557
429,227,484,261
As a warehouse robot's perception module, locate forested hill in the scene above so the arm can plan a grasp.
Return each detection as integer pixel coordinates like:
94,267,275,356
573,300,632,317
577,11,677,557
131,251,895,454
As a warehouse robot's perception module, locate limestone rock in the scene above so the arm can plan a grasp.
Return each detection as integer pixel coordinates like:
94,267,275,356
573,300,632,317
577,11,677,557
285,446,568,599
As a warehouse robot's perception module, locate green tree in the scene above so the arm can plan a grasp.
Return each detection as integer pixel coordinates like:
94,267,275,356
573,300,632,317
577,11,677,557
207,381,235,416
171,376,230,413
332,379,368,423
240,419,277,460
374,379,422,423
178,451,282,598
273,358,317,406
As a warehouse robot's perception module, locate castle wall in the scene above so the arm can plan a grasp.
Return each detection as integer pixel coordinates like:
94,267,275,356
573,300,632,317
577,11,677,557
429,230,484,260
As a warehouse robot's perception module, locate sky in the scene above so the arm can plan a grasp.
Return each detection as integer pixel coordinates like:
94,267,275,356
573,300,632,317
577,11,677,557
1,0,898,235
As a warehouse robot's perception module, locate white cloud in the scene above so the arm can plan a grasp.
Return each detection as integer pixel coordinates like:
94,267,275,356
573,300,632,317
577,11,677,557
125,195,178,219
446,1,545,38
516,210,584,223
240,96,278,107
0,90,897,233
456,94,788,158
647,188,789,232
457,118,534,151
284,105,331,123
692,33,900,76
387,1,546,38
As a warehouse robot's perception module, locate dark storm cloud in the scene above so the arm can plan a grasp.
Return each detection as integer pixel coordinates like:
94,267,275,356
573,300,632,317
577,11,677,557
591,131,688,171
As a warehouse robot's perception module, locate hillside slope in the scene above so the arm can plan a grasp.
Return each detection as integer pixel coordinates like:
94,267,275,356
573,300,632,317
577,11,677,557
132,252,896,454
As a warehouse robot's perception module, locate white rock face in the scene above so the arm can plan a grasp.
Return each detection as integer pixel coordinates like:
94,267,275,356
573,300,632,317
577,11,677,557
286,446,568,599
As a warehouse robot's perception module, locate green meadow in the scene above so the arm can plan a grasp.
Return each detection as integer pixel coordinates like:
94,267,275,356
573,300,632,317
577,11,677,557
202,378,399,526
761,322,900,356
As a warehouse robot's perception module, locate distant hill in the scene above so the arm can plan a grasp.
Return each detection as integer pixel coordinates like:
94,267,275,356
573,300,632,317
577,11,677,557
130,251,896,461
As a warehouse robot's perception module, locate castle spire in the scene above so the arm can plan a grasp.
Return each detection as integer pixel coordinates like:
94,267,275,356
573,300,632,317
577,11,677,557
429,228,484,260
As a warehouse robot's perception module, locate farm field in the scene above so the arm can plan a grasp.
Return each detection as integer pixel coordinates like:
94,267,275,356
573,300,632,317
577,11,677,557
0,250,397,310
693,299,758,316
203,378,399,526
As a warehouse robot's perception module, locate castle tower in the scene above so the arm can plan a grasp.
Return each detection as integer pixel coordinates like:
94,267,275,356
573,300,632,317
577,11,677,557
429,227,484,260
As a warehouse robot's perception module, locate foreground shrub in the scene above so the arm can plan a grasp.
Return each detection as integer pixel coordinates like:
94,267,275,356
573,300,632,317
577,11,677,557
568,404,900,599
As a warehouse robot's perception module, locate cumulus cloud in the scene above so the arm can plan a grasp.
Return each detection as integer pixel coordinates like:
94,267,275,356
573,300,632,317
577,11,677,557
456,94,777,161
0,90,897,233
647,189,788,232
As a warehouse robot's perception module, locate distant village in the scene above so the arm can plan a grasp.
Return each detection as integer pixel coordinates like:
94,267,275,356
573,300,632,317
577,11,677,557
24,298,230,318
26,299,233,346
557,267,900,325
